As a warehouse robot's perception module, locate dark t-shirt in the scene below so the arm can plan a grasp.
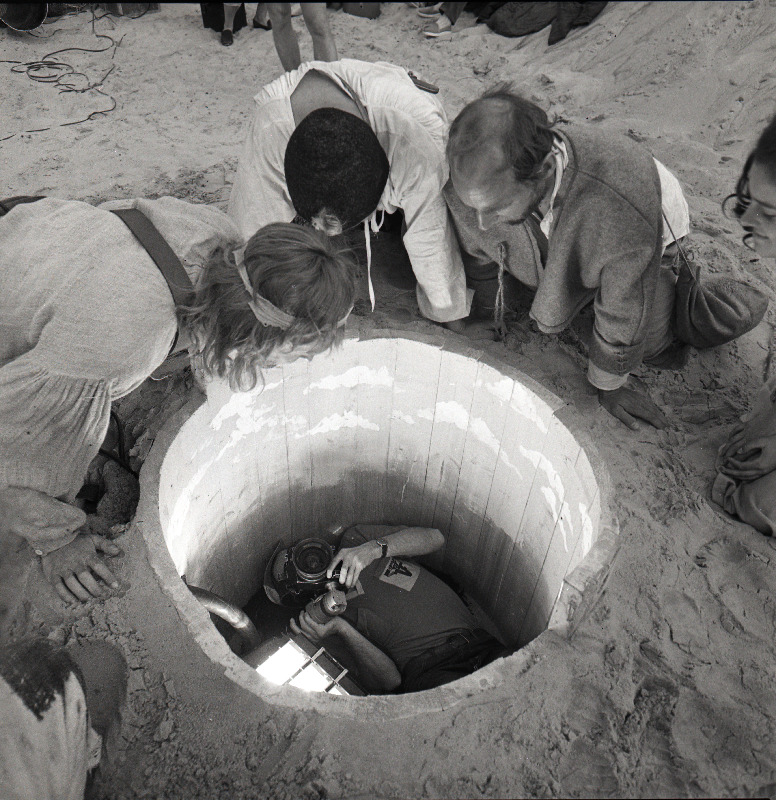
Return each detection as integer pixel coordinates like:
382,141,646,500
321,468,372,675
339,524,479,670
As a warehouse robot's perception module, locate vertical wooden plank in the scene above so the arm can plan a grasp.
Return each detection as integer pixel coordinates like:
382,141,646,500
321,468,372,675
385,339,442,526
206,370,289,605
475,381,555,625
353,338,397,524
306,344,361,532
420,350,478,531
520,435,586,642
281,356,313,540
494,415,577,645
445,362,512,596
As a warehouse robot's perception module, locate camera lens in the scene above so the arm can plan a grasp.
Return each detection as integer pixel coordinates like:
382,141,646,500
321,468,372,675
292,539,333,581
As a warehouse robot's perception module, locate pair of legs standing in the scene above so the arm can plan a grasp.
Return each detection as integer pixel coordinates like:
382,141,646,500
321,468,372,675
266,3,338,71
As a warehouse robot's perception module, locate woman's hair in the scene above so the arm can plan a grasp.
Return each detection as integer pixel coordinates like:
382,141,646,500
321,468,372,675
179,222,357,391
284,107,390,233
448,84,556,183
729,111,776,219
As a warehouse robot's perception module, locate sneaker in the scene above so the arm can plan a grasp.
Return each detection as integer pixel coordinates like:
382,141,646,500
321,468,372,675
220,28,233,46
423,16,451,37
417,3,443,18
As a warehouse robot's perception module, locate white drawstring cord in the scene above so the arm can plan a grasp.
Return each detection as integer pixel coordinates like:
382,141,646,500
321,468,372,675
363,210,384,311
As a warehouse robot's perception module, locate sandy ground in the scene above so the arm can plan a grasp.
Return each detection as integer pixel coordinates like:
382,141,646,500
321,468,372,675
2,2,776,798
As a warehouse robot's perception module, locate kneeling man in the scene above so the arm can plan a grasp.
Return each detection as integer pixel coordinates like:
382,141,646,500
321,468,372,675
444,86,762,430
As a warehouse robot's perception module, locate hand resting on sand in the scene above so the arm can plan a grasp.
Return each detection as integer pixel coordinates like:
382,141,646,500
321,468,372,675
41,522,122,605
598,385,668,431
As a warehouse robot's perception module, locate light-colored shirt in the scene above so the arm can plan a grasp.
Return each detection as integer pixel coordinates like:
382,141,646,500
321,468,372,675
0,197,239,553
227,59,469,323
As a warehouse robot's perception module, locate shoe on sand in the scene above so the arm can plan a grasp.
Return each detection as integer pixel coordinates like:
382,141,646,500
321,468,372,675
423,17,452,37
417,3,442,19
220,28,233,46
253,17,271,29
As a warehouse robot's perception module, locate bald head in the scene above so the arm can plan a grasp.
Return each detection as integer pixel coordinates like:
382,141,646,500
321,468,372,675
448,87,557,231
448,87,555,188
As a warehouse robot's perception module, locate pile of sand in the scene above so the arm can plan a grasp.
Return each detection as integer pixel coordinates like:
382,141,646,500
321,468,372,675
2,3,775,797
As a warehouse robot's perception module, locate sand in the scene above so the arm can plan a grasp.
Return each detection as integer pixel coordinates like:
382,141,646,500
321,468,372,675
2,2,776,798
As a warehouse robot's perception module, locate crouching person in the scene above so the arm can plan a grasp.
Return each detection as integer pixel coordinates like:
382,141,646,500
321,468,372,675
228,59,470,329
264,524,508,693
0,196,356,604
444,86,767,431
713,113,776,536
0,638,126,800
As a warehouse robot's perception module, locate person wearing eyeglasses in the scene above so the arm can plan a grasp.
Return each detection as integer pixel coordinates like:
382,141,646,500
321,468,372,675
443,86,767,431
0,196,355,606
713,113,776,536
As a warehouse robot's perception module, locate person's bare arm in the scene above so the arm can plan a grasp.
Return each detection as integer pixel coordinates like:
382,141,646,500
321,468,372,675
290,611,401,693
0,487,122,603
328,527,444,588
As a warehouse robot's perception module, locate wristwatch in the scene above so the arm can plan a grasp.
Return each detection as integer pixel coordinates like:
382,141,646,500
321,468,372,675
375,538,389,559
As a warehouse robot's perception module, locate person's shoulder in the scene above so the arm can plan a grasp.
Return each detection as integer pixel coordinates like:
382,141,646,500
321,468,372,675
561,125,660,218
561,124,655,176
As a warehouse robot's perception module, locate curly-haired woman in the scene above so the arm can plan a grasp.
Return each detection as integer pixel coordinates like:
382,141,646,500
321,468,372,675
0,196,355,603
713,113,776,535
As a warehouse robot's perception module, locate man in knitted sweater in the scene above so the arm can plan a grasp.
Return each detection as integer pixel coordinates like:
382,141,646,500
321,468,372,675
443,86,697,430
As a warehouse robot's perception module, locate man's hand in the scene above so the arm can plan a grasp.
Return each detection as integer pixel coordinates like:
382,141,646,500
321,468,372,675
328,541,382,589
719,433,776,480
462,318,508,342
290,609,344,643
41,532,122,604
598,386,668,431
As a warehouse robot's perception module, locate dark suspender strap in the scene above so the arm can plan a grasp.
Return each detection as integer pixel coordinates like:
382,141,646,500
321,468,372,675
110,207,194,306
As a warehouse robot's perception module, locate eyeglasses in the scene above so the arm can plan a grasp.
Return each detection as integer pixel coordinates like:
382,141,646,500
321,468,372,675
721,192,750,221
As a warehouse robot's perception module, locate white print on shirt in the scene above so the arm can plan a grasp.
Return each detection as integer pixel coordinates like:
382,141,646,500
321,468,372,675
379,558,419,591
345,580,364,600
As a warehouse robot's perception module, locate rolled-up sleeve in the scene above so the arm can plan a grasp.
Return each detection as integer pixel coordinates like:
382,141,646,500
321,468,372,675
0,357,110,552
227,100,296,240
0,356,111,502
588,246,660,379
391,138,470,323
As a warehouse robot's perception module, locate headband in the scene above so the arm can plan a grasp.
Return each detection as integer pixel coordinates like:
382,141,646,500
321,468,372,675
234,250,297,330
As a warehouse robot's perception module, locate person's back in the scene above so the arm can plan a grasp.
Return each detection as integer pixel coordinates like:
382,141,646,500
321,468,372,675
228,59,469,325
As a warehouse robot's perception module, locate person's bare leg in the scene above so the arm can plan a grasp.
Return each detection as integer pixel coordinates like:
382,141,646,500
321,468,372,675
267,3,302,71
223,2,240,31
300,3,338,62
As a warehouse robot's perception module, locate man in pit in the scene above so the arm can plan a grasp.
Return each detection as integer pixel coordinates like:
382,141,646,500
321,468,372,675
264,524,508,694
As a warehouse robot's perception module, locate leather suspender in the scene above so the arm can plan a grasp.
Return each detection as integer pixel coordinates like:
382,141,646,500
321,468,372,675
110,207,194,306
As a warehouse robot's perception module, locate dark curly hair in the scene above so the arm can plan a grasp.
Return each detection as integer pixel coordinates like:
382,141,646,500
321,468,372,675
179,222,357,391
730,112,776,217
448,83,556,183
284,107,390,234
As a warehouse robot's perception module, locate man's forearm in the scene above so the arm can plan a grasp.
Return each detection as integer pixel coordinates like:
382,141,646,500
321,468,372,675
335,620,401,694
382,527,444,559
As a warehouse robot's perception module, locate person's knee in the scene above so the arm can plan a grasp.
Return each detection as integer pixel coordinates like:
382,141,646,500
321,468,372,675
735,473,776,536
300,5,330,36
267,3,292,28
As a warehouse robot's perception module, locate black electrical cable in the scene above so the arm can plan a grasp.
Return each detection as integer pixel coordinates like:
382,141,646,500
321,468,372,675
98,409,139,479
0,5,124,140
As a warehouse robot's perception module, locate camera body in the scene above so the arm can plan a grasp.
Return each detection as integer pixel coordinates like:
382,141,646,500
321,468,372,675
268,537,342,607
